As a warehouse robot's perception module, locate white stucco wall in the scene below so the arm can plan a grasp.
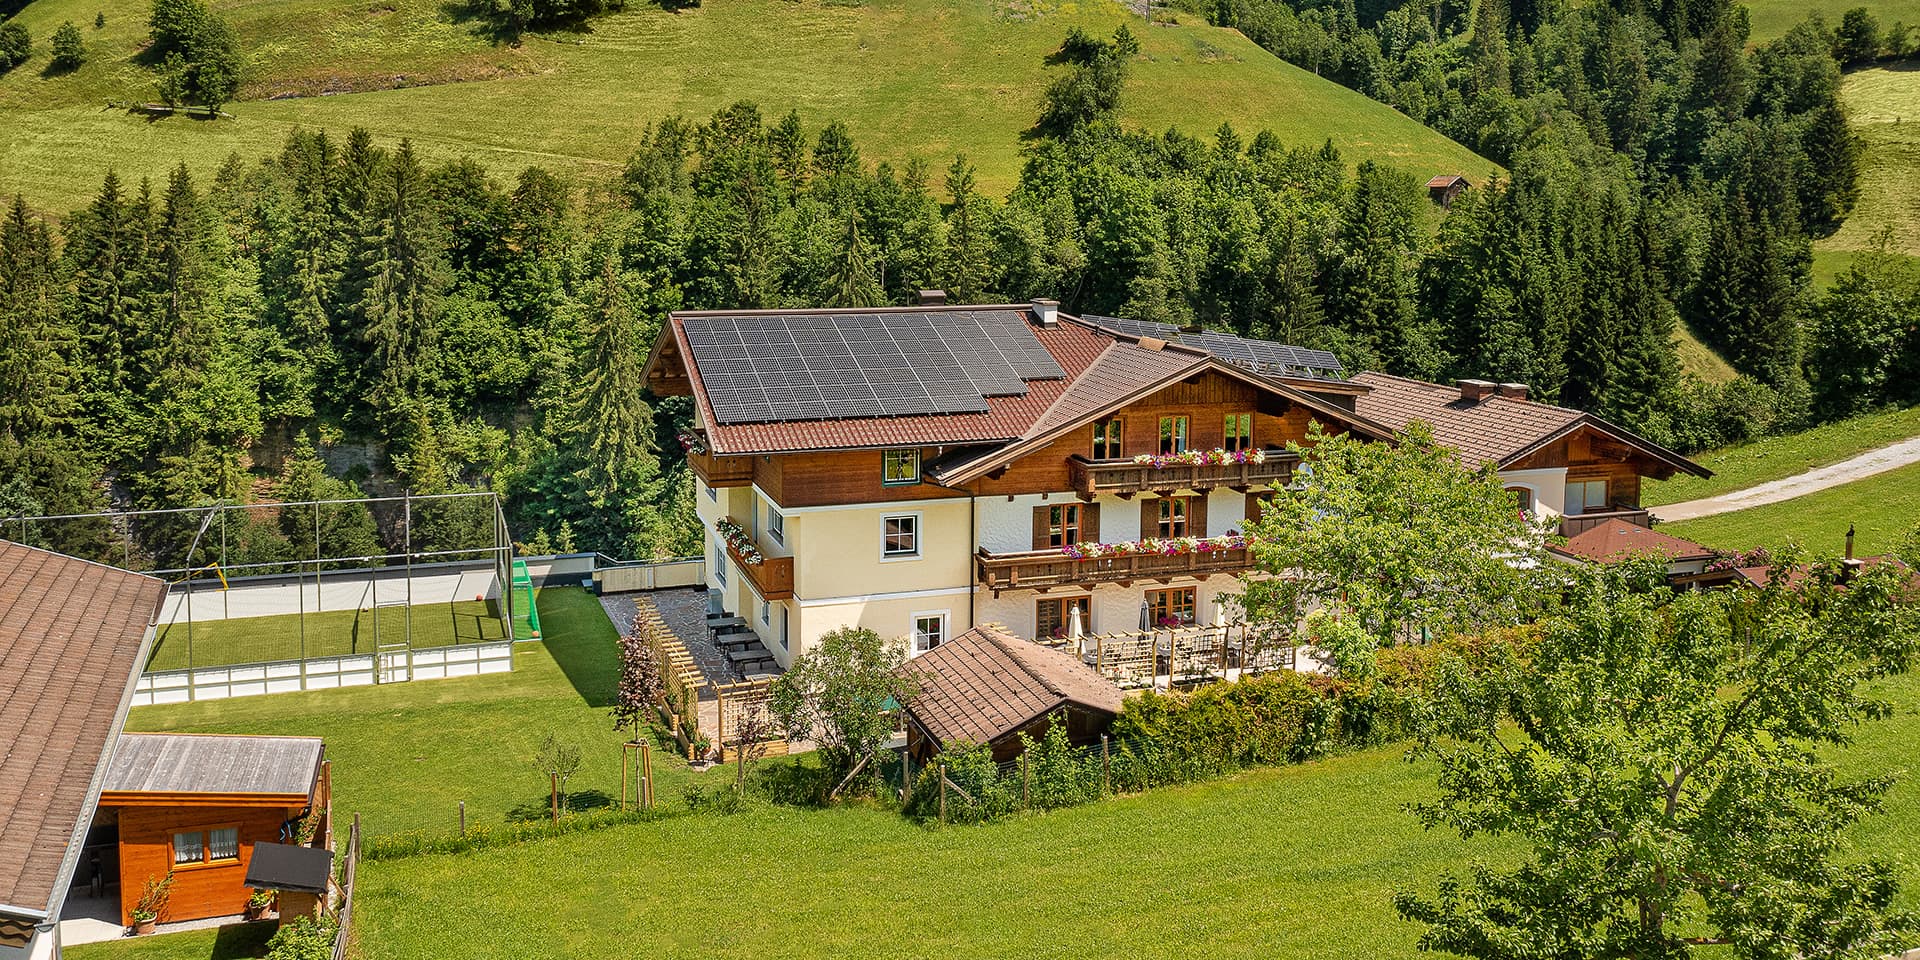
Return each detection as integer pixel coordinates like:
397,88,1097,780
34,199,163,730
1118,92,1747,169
974,573,1249,639
1495,467,1569,517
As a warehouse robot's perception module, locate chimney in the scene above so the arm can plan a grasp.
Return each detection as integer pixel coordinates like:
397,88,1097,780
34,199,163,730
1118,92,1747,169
1457,379,1497,402
1496,382,1530,400
916,289,948,306
1031,298,1060,328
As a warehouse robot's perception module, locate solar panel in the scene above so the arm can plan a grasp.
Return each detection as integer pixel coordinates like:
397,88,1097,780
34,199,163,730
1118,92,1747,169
1082,315,1180,339
1179,330,1344,379
684,309,1059,425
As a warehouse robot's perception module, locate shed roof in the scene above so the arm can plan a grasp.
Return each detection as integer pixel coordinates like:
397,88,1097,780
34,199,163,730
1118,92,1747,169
901,624,1125,749
244,843,334,895
1427,174,1469,189
103,734,324,800
1549,521,1717,565
0,542,164,936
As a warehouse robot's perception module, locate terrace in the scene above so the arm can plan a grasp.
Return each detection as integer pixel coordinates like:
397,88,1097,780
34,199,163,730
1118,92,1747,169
976,544,1255,594
1560,508,1653,537
1067,447,1299,499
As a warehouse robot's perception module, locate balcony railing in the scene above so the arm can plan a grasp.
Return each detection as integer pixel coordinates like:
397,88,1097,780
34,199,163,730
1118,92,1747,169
689,448,754,487
1067,448,1299,499
727,540,794,600
1559,508,1652,538
976,545,1255,593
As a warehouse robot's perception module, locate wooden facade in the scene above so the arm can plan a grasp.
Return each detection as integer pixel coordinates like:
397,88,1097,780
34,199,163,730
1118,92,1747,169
109,802,303,926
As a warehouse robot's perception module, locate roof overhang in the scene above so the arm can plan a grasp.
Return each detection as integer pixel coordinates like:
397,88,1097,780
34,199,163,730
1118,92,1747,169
244,842,334,896
1500,415,1712,479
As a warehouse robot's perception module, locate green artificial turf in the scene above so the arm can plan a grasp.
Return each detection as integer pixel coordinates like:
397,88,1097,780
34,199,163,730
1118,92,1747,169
1644,405,1920,507
64,922,275,960
125,587,707,839
1660,459,1920,554
145,600,508,672
0,0,1495,212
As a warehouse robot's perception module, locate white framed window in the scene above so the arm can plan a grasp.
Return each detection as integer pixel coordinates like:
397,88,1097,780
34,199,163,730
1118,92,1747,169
882,449,921,486
713,542,728,587
912,611,949,654
779,607,789,651
761,599,772,627
1566,479,1609,515
882,513,920,559
765,503,784,543
703,479,716,502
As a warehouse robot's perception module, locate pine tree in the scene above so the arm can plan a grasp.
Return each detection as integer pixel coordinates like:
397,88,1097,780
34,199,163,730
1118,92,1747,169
63,171,153,396
572,244,657,494
0,198,75,441
1797,95,1858,235
348,141,444,423
141,164,218,395
1324,161,1439,376
827,206,885,308
942,155,992,303
1688,190,1808,385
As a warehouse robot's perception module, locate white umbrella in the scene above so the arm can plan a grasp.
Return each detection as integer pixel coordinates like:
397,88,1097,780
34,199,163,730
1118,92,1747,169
1068,603,1087,656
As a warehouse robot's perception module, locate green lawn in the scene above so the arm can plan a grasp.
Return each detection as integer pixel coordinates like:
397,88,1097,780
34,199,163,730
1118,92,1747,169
1819,66,1920,261
1645,405,1920,506
1742,0,1920,40
65,923,275,960
145,600,508,672
125,587,704,839
0,0,1494,213
1675,322,1738,384
1660,459,1920,554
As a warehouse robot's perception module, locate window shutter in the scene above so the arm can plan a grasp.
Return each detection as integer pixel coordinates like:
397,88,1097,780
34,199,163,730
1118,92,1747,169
1245,492,1263,525
1189,495,1208,538
1032,505,1052,551
1081,503,1100,543
1141,497,1159,538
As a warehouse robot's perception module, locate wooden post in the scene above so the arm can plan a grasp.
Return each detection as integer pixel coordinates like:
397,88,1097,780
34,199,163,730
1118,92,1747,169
938,763,948,824
642,742,654,811
1102,735,1111,795
458,801,465,836
1022,753,1030,810
550,772,559,824
621,747,630,811
901,749,913,803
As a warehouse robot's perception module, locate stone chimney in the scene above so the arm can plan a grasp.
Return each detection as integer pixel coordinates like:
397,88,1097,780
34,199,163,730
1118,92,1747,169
1031,298,1060,328
1457,379,1497,402
1496,382,1529,400
916,289,948,306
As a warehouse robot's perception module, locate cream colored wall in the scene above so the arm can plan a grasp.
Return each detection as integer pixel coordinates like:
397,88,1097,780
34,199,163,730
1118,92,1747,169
791,591,976,662
1497,467,1569,517
787,498,972,600
974,573,1249,640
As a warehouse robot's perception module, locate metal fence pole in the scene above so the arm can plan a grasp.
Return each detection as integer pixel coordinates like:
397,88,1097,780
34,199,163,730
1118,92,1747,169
314,502,323,613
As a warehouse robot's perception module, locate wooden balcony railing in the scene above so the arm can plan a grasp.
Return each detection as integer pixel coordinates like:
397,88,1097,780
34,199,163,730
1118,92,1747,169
1067,448,1299,499
1559,508,1652,538
976,545,1255,594
727,540,794,600
689,448,754,487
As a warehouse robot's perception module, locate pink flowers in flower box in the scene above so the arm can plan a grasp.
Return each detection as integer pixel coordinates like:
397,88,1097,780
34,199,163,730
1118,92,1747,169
677,431,709,456
1128,447,1267,469
1058,533,1251,560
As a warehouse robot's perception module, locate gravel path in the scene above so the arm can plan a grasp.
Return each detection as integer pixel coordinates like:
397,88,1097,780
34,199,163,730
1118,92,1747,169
1652,436,1920,523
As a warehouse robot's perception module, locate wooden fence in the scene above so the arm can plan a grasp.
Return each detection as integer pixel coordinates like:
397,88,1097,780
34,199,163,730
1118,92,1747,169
331,815,360,960
595,557,706,593
713,678,789,763
1036,622,1296,690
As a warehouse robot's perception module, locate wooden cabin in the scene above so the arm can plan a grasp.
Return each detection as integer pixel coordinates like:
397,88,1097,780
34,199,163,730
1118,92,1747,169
95,734,329,927
899,623,1126,763
1426,174,1470,207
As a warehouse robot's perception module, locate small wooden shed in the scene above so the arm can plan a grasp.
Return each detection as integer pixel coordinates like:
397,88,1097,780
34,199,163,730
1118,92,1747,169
899,623,1126,764
96,734,330,927
1426,174,1470,207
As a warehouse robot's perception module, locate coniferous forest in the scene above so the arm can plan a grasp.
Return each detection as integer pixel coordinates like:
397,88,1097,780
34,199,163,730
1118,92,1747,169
2,13,1918,562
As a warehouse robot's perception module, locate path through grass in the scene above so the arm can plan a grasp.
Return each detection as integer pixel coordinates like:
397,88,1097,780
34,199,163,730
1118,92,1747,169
1660,459,1920,553
1645,405,1920,506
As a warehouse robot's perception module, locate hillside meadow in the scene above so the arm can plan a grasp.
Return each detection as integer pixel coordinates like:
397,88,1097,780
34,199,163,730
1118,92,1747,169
0,0,1494,211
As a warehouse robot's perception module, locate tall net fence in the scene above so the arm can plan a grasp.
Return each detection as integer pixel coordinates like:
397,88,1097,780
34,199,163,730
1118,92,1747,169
4,493,518,688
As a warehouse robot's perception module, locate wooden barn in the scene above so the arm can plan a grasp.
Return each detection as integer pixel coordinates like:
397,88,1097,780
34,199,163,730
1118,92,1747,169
95,734,330,928
899,623,1126,764
1426,174,1470,207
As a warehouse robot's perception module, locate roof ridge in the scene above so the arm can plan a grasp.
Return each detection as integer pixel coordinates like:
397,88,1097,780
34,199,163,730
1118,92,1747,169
977,624,1070,700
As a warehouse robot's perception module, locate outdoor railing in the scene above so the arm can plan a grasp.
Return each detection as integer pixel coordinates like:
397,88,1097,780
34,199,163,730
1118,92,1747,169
728,540,794,600
1067,448,1299,498
1559,508,1652,538
976,545,1255,593
688,448,755,487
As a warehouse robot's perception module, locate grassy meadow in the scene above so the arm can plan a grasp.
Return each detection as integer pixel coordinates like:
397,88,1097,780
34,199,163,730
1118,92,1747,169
1819,65,1920,264
1660,459,1920,554
1644,404,1920,506
0,0,1494,212
1742,0,1920,40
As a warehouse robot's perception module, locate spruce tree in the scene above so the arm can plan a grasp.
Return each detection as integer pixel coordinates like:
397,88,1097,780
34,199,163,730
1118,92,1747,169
349,141,444,425
1324,161,1438,376
572,244,657,494
0,198,74,441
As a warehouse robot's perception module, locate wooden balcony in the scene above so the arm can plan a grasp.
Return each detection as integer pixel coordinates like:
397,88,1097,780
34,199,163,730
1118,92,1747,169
689,448,754,487
727,540,794,600
1067,448,1299,499
1559,508,1652,538
976,545,1255,594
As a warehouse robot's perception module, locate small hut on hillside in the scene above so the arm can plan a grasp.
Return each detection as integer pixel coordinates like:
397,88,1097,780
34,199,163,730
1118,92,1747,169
899,624,1125,763
1426,174,1471,207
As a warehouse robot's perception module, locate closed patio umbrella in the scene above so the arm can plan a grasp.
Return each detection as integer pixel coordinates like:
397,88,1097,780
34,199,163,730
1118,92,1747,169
1068,602,1085,654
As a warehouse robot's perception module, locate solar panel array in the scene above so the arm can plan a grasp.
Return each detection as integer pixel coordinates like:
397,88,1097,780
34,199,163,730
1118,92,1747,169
683,310,1065,425
1082,315,1180,339
1181,331,1344,379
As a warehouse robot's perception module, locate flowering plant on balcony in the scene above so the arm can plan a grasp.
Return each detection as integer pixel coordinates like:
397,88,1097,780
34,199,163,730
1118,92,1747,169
677,431,709,456
714,517,763,565
1059,533,1250,560
1129,447,1267,468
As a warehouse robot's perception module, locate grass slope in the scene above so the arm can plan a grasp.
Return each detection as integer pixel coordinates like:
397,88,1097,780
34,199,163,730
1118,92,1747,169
1820,66,1920,261
1660,458,1920,553
145,600,508,672
124,587,704,838
1644,404,1920,506
1743,0,1920,41
0,0,1495,211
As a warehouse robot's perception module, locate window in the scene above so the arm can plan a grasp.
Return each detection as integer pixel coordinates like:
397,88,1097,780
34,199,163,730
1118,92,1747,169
882,514,920,558
1566,479,1609,515
1092,419,1123,459
765,504,784,544
912,612,948,654
761,599,772,628
713,542,727,587
1046,504,1081,547
172,826,239,867
1037,596,1092,641
1224,413,1253,451
1156,497,1191,538
704,479,716,502
1147,587,1197,627
882,449,921,486
1505,486,1535,515
1158,416,1189,455
779,607,789,651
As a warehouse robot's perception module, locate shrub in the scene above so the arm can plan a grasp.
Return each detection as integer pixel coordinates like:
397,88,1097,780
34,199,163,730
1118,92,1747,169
0,23,31,73
263,915,336,960
50,21,85,71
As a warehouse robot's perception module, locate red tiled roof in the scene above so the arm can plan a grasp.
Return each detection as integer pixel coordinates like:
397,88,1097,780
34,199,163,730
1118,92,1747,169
681,314,1113,455
1550,521,1716,565
0,543,164,928
1353,372,1584,466
901,624,1125,748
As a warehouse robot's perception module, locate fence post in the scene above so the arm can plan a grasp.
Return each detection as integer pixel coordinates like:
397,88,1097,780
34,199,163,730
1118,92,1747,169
901,750,912,803
1102,735,1111,795
938,764,947,824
